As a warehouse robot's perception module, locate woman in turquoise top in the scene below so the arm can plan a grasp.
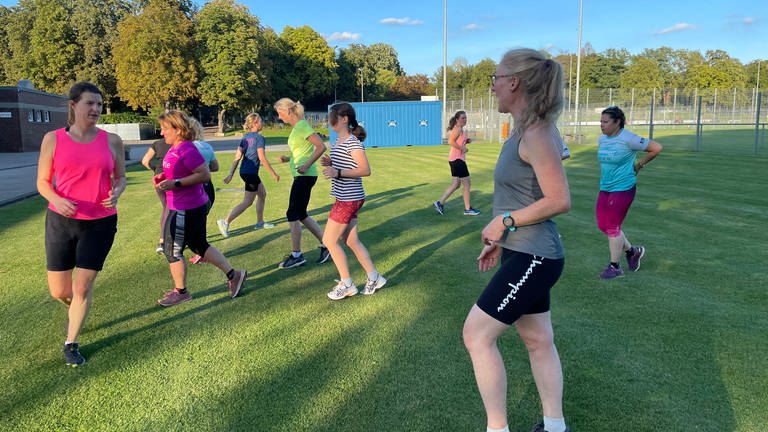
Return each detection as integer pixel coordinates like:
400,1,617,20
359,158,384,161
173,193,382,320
596,106,662,279
273,98,330,269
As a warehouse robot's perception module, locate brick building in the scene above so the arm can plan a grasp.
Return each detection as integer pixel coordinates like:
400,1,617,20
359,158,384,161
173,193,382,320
0,81,68,152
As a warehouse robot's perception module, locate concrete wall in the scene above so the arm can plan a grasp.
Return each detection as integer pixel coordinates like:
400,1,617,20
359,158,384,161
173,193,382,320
97,123,155,140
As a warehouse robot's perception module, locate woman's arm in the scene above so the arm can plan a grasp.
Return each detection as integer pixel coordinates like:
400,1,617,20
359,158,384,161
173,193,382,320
322,149,370,179
103,133,126,208
257,147,280,182
481,124,571,244
635,140,662,172
223,147,243,184
296,133,326,174
141,147,156,171
36,131,77,216
447,127,463,150
157,162,211,190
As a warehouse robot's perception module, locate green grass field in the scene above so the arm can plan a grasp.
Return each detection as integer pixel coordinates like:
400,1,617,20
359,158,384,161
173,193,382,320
0,136,766,431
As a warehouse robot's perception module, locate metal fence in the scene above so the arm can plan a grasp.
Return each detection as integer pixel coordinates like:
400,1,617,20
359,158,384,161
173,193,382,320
443,88,768,155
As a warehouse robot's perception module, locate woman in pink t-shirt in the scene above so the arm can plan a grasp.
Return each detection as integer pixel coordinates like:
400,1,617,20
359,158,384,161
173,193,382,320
432,110,480,216
153,110,246,307
36,81,126,367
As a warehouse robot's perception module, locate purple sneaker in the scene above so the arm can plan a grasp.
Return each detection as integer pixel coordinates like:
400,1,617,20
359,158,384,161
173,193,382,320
158,288,192,307
600,265,624,280
626,246,645,272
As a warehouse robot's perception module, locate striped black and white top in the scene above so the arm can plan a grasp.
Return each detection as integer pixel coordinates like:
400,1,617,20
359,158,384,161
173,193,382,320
330,135,365,201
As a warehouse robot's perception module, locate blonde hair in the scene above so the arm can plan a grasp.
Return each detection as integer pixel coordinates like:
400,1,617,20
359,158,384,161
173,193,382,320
243,113,263,132
499,48,563,131
157,110,196,141
190,117,205,141
273,98,305,119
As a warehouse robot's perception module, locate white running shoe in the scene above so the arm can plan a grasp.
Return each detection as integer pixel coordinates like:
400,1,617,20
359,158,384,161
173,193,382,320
363,276,387,295
254,221,275,230
327,280,358,300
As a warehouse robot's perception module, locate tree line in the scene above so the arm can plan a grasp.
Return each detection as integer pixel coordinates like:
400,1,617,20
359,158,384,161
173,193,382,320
1,0,765,131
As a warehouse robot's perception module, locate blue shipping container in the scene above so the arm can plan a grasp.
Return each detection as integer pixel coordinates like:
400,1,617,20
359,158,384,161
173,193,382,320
327,101,442,148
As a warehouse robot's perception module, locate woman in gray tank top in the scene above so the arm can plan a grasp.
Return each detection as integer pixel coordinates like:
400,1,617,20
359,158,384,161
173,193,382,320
462,49,573,432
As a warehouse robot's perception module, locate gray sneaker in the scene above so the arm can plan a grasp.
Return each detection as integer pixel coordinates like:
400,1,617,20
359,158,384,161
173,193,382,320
327,280,358,300
64,342,86,367
157,289,192,306
363,276,387,295
227,269,247,298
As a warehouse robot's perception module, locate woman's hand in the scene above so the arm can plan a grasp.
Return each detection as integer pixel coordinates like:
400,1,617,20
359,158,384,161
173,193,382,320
272,172,280,182
478,243,502,272
481,215,506,246
296,164,308,174
320,154,332,166
322,166,337,179
52,196,77,217
101,187,120,209
156,179,176,191
223,173,233,184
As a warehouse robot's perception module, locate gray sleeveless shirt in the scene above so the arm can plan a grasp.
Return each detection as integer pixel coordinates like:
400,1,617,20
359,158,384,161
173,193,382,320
492,128,564,259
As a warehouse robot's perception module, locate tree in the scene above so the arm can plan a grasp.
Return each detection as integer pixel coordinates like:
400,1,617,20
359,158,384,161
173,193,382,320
386,74,432,100
620,56,664,104
0,6,11,84
27,0,80,93
70,0,131,112
280,25,336,109
195,0,267,133
581,49,629,88
113,0,198,110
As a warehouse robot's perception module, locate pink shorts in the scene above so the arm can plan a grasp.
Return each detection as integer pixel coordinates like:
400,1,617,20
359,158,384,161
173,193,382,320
595,187,636,237
329,199,365,224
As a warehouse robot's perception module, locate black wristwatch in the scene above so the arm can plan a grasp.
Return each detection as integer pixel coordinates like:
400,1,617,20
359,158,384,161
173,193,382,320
174,179,182,188
502,212,516,232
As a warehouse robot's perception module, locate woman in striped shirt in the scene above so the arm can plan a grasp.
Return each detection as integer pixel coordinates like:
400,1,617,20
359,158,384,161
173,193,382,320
320,103,387,300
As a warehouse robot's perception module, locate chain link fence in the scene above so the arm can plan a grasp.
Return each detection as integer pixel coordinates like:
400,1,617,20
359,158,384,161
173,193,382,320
442,88,768,155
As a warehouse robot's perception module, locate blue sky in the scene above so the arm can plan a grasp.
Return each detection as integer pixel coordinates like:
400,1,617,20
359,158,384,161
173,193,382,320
2,0,764,75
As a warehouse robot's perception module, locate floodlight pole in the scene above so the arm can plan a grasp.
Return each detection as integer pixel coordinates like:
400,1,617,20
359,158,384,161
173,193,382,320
574,0,583,144
442,0,448,141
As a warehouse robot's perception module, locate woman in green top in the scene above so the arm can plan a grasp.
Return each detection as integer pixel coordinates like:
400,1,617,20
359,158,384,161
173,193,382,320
273,98,330,269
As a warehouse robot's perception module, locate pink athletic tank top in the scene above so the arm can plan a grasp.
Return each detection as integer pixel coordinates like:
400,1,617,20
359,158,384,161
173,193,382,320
47,128,117,220
448,130,467,162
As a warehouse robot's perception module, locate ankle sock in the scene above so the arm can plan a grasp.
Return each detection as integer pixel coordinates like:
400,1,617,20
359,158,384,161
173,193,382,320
341,277,353,287
367,271,380,281
625,247,635,258
610,262,619,269
486,426,509,432
543,416,566,432
177,287,188,294
292,251,302,258
226,269,235,280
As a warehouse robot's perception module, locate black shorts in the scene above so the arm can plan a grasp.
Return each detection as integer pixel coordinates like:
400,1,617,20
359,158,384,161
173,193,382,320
286,176,317,222
449,159,470,178
240,173,262,192
45,209,117,271
476,249,564,325
163,204,210,263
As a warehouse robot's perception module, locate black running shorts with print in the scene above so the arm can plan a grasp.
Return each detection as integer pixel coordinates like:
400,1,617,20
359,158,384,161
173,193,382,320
163,203,210,263
240,173,262,192
286,175,317,222
476,248,564,325
45,209,118,271
449,159,470,178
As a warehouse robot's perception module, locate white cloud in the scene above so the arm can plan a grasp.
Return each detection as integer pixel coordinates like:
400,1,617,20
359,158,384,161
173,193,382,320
326,32,361,41
380,17,423,26
743,17,755,25
654,22,696,35
463,23,483,31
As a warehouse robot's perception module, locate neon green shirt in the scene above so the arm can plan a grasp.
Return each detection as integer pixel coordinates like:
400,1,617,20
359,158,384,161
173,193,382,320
288,119,318,177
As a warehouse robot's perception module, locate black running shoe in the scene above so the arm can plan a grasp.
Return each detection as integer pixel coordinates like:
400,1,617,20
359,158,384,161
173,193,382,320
64,343,86,367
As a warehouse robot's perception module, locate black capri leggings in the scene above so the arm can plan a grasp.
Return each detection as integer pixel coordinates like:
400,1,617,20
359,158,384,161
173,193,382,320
286,175,317,222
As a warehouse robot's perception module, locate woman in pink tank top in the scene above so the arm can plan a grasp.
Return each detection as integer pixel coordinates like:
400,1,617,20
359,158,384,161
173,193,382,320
36,81,126,367
432,110,480,216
